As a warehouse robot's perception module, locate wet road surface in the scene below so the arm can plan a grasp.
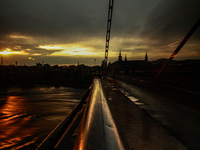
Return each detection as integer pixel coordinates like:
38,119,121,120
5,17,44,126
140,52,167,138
103,78,200,150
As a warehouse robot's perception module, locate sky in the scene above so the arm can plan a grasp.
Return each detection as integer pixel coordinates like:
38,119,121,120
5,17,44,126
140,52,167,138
0,0,200,66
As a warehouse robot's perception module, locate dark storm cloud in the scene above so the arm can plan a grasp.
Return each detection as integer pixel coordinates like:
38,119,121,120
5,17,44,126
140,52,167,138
20,44,62,55
140,0,200,41
0,0,199,64
111,49,132,53
131,48,148,53
1,0,199,42
0,0,108,42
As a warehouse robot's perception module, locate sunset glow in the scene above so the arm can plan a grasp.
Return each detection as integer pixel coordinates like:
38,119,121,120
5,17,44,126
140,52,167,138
9,33,32,39
52,46,100,56
38,45,64,50
39,44,102,56
28,57,35,60
0,0,199,65
0,48,23,55
168,41,180,48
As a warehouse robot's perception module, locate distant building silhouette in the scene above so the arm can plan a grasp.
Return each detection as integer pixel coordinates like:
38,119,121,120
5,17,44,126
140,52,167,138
145,51,148,62
125,54,127,61
94,59,96,66
118,49,122,61
1,57,3,65
43,64,51,68
36,62,42,67
108,50,151,77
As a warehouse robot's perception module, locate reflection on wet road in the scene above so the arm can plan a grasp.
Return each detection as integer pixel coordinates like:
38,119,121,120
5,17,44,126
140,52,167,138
105,79,200,150
0,86,86,149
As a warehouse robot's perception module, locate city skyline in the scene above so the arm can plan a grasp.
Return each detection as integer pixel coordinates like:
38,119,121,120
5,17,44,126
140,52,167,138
0,0,200,65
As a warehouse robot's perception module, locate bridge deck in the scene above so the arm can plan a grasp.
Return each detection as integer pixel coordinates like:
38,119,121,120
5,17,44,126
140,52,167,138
102,78,189,150
37,77,199,150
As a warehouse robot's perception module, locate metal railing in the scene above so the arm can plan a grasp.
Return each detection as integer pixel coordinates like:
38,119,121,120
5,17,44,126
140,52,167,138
37,78,130,150
36,89,90,150
74,78,130,150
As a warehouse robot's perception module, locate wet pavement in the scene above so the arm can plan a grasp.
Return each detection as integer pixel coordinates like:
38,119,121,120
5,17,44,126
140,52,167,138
102,78,200,150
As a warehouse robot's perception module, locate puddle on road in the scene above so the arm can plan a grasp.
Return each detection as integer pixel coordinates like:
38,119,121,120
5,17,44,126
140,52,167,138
107,81,145,108
129,96,144,106
111,88,118,91
106,82,119,91
119,88,145,108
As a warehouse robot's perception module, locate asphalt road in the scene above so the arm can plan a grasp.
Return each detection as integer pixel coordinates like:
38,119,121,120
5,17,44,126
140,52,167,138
102,78,200,150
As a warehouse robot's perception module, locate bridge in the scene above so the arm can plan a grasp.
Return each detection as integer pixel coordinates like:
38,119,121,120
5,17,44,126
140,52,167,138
37,0,200,149
36,76,200,150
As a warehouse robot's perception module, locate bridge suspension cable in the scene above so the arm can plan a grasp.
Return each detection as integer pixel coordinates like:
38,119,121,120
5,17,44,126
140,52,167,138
155,17,200,79
105,0,114,64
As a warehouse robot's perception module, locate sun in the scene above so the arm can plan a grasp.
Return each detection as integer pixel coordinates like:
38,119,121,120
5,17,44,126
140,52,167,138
0,48,23,55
